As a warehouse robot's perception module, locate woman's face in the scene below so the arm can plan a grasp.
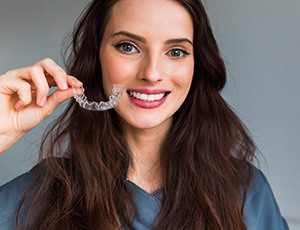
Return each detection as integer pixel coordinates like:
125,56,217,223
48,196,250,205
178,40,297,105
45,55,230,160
100,0,194,132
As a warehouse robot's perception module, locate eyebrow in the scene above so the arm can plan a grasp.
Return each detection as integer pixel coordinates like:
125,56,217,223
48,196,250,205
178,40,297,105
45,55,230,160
112,31,146,43
112,31,193,46
165,38,193,46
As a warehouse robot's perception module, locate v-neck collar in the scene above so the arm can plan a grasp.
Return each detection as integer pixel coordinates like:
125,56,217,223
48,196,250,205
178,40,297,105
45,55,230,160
125,179,164,229
125,179,164,201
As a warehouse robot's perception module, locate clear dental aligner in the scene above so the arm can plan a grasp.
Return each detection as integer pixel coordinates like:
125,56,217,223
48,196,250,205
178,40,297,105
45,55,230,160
72,84,125,111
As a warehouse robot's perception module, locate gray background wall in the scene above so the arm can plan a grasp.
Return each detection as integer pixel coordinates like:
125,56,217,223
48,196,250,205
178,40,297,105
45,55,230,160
0,0,299,228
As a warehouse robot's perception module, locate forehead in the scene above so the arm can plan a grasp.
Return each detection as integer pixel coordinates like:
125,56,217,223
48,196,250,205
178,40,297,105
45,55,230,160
104,0,193,40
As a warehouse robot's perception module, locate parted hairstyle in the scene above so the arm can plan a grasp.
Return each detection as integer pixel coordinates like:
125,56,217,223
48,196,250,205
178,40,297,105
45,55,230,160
18,0,255,229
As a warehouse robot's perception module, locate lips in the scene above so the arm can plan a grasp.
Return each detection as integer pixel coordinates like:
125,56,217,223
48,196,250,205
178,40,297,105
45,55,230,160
127,89,170,108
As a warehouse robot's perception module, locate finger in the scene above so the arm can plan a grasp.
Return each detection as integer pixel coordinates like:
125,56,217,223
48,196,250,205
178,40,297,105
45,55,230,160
36,58,68,91
4,61,66,92
3,67,32,81
67,75,83,88
5,60,72,92
45,74,82,88
5,79,33,110
28,74,82,107
29,65,50,106
42,87,75,117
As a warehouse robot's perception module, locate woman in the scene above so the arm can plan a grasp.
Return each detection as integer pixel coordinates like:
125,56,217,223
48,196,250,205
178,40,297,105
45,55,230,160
0,0,288,229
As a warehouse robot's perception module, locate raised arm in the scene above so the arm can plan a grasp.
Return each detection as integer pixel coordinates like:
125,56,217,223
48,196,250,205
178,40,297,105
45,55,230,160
0,58,82,153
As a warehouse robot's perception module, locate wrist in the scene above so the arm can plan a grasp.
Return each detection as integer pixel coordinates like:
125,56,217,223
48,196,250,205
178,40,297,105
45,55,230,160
0,132,25,154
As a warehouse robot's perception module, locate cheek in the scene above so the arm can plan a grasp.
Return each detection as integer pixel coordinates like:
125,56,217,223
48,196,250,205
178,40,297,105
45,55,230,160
100,55,136,83
173,61,194,91
100,52,135,95
101,55,123,84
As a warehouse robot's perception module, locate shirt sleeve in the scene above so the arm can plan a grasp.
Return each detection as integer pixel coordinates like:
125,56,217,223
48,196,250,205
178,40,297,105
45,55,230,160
244,167,289,230
0,165,38,229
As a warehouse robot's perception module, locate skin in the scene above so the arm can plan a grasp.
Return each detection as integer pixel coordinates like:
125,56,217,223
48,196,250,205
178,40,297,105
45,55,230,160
0,59,82,153
100,0,194,192
0,0,194,194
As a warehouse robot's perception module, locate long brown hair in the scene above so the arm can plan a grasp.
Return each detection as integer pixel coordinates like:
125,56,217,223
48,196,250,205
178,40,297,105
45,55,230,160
19,0,255,229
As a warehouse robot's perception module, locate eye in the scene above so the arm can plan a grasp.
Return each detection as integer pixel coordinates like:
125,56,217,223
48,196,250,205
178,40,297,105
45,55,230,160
168,49,189,58
115,42,139,54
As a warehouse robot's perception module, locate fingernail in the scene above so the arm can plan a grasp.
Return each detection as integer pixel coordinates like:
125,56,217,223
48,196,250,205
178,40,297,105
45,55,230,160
75,79,82,86
71,80,76,87
61,81,68,90
39,97,47,106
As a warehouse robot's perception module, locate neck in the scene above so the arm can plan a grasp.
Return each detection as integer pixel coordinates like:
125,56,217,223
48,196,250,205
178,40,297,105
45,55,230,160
124,123,170,193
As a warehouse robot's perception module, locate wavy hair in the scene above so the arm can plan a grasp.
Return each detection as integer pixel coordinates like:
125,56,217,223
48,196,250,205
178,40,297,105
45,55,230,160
19,0,255,229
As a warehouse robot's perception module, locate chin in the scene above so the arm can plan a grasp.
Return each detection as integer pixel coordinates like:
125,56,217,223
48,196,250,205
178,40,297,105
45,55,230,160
115,107,173,131
128,116,172,131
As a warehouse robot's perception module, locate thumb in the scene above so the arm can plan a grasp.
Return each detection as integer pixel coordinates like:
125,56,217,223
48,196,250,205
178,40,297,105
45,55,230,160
42,88,74,117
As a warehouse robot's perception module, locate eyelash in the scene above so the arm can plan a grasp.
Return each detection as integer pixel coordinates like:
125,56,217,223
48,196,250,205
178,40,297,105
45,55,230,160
114,42,190,58
114,42,139,54
167,48,189,58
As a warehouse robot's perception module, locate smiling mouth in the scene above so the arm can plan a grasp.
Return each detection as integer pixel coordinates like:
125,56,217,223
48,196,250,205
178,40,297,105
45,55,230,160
127,90,169,102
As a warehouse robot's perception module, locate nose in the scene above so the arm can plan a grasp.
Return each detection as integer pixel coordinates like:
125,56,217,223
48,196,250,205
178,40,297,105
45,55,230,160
138,53,163,84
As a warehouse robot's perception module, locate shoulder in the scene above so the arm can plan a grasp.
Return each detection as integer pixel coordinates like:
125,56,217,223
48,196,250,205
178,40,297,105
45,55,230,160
0,164,38,229
244,165,289,230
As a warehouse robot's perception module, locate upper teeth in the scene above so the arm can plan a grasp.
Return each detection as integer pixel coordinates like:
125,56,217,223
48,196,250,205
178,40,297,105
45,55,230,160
129,91,165,102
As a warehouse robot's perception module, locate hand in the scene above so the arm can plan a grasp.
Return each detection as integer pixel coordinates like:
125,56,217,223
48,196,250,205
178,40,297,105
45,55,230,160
0,58,82,153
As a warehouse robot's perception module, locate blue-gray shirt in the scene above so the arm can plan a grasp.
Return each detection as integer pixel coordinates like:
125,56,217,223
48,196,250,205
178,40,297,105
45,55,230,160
0,165,289,229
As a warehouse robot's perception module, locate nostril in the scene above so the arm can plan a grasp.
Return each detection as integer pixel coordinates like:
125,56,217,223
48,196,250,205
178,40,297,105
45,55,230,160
140,76,163,83
140,65,163,82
